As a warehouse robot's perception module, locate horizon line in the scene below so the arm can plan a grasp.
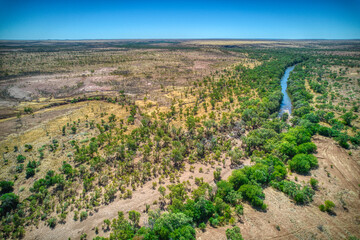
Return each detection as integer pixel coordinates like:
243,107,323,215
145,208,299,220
1,38,360,41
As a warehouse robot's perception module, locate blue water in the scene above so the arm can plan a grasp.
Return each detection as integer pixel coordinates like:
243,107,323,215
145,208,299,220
279,65,295,117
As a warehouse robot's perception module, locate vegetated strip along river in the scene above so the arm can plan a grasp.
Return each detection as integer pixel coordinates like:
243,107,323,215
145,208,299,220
279,65,295,117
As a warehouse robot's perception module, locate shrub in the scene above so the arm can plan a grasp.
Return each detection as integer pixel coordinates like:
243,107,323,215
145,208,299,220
0,193,19,215
24,144,33,152
26,168,35,178
278,141,297,159
235,204,244,216
283,127,311,145
337,134,350,149
318,126,333,137
209,217,219,227
296,142,317,154
288,154,318,174
0,181,14,194
80,211,88,221
17,155,26,163
319,200,335,213
309,178,318,190
15,164,24,173
228,170,249,190
47,217,57,228
341,112,357,126
153,212,194,239
238,184,266,209
271,180,314,204
71,126,77,134
199,222,206,232
24,107,33,114
73,211,79,221
214,168,222,182
27,160,37,169
226,226,244,240
128,210,140,228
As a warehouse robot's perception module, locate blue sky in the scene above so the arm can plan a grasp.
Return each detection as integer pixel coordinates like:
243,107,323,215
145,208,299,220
0,0,359,39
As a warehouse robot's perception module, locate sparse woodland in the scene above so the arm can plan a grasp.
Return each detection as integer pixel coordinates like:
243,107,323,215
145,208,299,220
0,41,360,239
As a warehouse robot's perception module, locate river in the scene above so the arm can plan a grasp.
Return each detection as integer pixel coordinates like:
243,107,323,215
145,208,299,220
279,65,295,117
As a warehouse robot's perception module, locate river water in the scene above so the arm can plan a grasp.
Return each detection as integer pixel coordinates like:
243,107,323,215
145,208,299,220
279,65,295,117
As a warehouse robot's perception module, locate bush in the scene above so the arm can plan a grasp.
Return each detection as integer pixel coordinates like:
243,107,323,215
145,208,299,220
80,211,88,221
226,226,244,240
341,112,357,126
337,134,350,149
16,164,24,173
24,144,33,152
228,170,249,190
216,181,233,200
0,193,19,215
17,155,26,163
288,154,318,174
283,127,311,145
319,200,335,213
318,126,333,137
47,217,57,228
209,217,219,227
26,168,35,178
199,222,206,232
128,210,140,228
27,160,37,169
296,142,317,154
153,212,194,239
235,204,244,216
278,141,297,159
271,180,314,204
238,184,266,209
309,178,318,190
0,181,14,194
190,197,215,224
214,168,222,182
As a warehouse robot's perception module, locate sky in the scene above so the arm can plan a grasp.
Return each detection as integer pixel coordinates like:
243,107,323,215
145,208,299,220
0,0,359,40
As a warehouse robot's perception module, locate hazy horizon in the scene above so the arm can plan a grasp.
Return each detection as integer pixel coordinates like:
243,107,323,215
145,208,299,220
1,38,360,41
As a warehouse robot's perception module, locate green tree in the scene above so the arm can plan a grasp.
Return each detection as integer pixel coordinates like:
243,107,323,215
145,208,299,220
213,168,222,182
110,211,135,240
0,181,14,194
288,154,318,174
153,212,194,240
319,200,335,213
309,178,318,190
17,154,26,163
171,147,184,168
128,210,141,228
186,116,196,133
0,193,19,216
238,184,266,210
226,226,244,240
